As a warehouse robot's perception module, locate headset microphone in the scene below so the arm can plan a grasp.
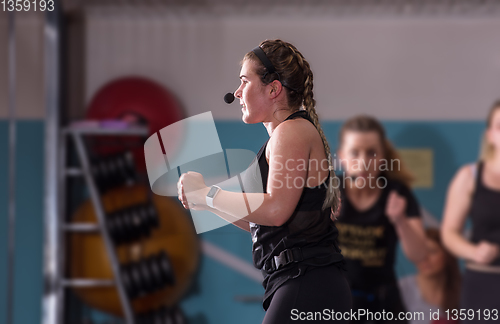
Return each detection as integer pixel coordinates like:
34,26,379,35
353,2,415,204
224,92,235,104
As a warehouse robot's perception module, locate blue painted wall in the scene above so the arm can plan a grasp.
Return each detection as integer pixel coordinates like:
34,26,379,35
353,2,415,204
0,121,44,324
0,119,486,324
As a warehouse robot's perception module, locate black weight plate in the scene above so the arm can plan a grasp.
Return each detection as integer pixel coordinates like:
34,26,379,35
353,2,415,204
120,264,134,297
129,262,144,299
157,251,175,286
147,255,164,288
147,204,160,228
138,258,155,293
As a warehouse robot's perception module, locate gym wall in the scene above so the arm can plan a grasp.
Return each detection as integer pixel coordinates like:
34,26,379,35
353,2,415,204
0,11,46,324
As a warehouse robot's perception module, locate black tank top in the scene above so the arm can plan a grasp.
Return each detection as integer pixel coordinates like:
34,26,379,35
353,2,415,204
240,110,345,311
469,161,500,266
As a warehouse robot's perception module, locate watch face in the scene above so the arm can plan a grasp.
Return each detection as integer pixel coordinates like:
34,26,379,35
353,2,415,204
207,186,218,198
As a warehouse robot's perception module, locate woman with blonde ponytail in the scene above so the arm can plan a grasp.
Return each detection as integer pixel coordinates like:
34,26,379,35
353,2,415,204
178,39,351,323
334,115,429,324
441,100,500,323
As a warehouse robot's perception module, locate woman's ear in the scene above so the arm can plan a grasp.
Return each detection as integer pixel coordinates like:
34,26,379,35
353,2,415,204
269,80,282,99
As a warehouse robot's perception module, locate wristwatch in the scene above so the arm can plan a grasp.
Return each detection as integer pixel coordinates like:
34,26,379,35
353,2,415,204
206,185,221,208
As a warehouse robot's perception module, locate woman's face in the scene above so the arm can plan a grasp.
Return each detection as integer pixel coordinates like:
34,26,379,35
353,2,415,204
416,238,446,276
337,130,386,181
234,59,270,124
487,108,500,152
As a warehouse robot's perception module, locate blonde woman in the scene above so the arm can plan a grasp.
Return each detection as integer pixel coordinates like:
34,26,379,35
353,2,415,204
441,100,500,323
178,40,351,323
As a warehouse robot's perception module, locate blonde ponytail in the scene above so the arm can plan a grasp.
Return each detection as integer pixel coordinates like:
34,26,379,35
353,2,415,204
479,132,494,162
479,100,500,162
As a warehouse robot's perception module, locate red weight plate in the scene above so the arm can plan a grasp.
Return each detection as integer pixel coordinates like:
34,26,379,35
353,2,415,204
86,76,184,172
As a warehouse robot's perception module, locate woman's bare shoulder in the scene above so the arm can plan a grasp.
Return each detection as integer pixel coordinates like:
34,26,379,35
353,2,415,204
278,117,319,141
450,162,477,195
268,119,314,152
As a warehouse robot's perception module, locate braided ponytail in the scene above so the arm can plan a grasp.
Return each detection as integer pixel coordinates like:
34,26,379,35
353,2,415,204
295,51,341,215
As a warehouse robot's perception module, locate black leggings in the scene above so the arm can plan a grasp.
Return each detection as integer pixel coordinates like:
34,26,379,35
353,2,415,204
262,264,352,324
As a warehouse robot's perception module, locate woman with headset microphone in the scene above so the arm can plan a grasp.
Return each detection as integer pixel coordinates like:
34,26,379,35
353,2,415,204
177,39,352,323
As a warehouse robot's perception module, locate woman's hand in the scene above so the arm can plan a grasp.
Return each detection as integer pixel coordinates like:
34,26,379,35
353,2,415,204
385,190,407,225
177,171,209,210
386,190,428,262
472,240,500,265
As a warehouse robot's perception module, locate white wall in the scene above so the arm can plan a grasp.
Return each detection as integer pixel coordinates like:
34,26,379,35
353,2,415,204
85,9,500,121
0,11,45,119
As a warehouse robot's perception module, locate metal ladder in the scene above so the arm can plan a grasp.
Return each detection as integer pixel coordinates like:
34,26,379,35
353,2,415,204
50,125,148,324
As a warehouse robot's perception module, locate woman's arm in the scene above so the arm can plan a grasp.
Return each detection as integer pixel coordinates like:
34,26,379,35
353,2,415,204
393,217,428,263
386,190,428,263
194,204,251,232
441,164,486,263
180,120,315,227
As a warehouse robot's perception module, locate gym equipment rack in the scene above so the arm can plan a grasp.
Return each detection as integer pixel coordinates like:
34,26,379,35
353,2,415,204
46,125,148,324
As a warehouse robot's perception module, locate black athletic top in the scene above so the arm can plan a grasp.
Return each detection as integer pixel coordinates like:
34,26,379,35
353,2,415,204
469,161,500,266
239,110,345,311
336,174,421,290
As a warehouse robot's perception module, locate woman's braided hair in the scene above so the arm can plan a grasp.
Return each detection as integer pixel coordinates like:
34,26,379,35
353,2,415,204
243,39,340,216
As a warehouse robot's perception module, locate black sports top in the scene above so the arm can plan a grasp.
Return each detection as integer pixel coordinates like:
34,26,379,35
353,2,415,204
336,173,421,290
239,110,345,311
469,161,500,266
